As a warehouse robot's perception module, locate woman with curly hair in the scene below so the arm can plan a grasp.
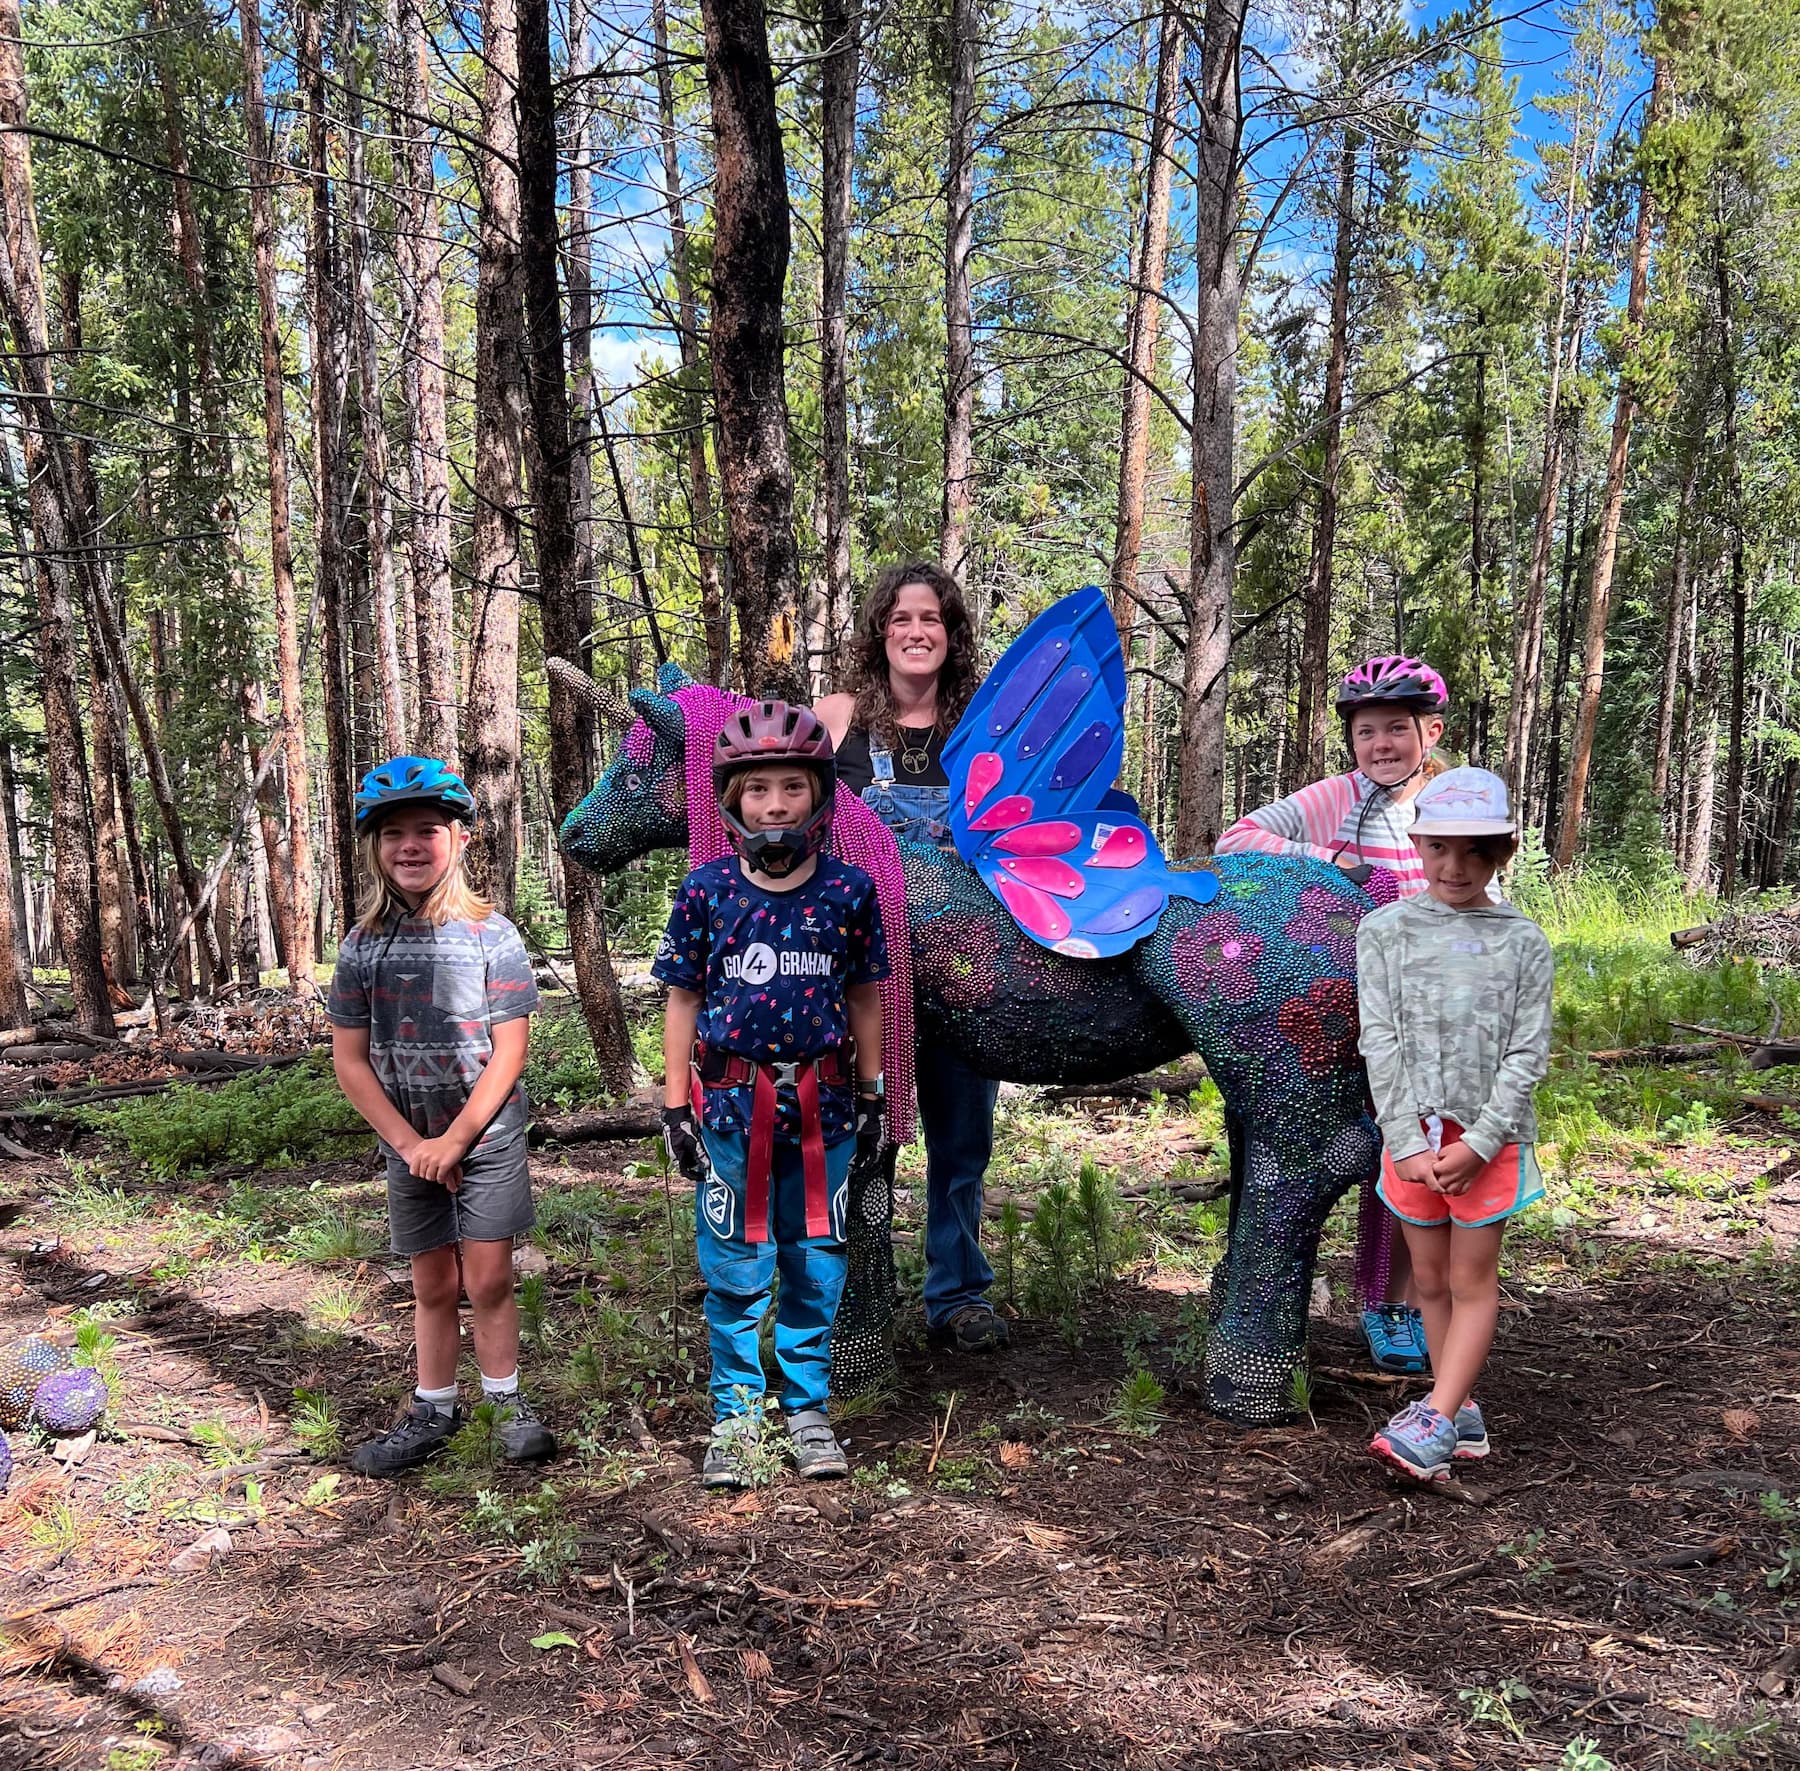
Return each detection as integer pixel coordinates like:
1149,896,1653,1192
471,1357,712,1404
817,563,1007,1354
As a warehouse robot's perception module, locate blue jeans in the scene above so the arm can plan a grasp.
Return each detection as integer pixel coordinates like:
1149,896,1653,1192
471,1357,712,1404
697,1126,851,1421
859,757,999,1326
916,1039,1000,1326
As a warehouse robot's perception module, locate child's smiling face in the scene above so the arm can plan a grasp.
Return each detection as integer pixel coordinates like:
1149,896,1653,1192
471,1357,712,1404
1348,706,1444,790
1414,832,1497,909
736,765,818,831
376,806,465,902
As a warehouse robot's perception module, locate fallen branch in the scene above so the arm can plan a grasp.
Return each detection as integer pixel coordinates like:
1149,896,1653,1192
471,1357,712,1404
1742,1092,1800,1115
1043,1065,1213,1104
4,1576,166,1623
1573,1040,1719,1065
528,1106,662,1146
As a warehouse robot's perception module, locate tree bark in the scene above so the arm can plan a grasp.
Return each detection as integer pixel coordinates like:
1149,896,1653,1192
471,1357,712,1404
818,0,859,683
343,20,406,757
301,0,358,926
1108,0,1182,637
567,0,600,777
463,0,527,911
1713,224,1748,900
1652,438,1698,820
238,0,318,991
652,0,727,683
0,0,112,1034
940,0,978,583
1297,126,1359,784
697,0,805,697
397,0,458,764
1555,55,1667,870
1173,0,1244,859
516,0,635,1094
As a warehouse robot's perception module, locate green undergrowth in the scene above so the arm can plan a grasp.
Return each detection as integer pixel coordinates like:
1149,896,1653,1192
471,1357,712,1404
75,1051,367,1175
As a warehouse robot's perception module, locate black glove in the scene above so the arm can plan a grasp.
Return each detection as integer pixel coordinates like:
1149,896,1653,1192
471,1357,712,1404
1339,861,1375,886
853,1092,887,1174
661,1104,706,1184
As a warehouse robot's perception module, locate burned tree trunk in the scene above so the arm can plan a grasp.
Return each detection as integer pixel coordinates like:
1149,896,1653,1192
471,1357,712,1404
940,0,978,584
817,0,858,684
697,0,804,697
516,0,635,1093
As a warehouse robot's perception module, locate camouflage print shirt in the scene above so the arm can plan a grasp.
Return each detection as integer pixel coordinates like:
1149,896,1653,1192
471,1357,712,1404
327,912,540,1157
1355,893,1555,1165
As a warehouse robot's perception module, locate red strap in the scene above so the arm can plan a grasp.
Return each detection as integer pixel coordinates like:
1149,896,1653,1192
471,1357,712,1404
797,1062,830,1238
745,1065,776,1245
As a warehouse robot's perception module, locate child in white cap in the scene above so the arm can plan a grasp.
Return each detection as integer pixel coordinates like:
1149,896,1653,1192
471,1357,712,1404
1355,767,1555,1482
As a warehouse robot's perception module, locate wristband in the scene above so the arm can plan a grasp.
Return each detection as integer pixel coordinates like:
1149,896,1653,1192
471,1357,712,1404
857,1071,885,1098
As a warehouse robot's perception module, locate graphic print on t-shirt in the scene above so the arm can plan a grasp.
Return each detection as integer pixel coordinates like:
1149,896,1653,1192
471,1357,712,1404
652,856,890,1141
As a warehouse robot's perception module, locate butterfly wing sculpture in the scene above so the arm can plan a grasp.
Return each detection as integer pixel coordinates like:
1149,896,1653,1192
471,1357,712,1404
943,585,1218,959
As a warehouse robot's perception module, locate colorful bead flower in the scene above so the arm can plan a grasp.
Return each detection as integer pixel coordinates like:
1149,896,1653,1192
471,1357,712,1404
1172,912,1266,1004
1284,885,1362,969
1277,976,1360,1078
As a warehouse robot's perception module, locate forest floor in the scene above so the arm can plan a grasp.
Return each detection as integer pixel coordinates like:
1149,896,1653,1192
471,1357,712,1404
2,905,1799,1770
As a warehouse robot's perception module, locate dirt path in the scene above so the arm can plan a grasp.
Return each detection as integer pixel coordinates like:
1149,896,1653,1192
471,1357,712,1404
2,1106,1798,1770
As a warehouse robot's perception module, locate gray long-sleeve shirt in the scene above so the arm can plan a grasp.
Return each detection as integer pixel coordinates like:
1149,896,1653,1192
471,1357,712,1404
1356,893,1555,1164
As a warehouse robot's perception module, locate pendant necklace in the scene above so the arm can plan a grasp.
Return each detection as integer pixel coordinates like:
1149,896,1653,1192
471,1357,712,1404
898,723,933,776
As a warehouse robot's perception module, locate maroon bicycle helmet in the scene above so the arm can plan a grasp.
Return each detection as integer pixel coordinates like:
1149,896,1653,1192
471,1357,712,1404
1335,654,1449,717
713,701,837,875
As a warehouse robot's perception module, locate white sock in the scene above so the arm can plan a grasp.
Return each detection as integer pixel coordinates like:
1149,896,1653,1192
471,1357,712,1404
415,1382,458,1409
480,1369,519,1398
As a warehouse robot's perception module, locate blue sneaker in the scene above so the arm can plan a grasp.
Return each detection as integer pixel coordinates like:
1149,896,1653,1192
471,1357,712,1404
1361,1304,1428,1374
1453,1401,1489,1460
1370,1400,1457,1482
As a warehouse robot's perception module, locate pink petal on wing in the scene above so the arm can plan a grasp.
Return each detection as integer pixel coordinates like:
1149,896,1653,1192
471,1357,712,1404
1087,826,1148,869
969,794,1034,832
994,876,1072,942
1001,856,1085,898
993,821,1082,856
965,752,1005,815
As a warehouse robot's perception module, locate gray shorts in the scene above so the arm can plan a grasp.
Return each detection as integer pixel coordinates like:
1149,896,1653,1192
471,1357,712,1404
384,1138,535,1256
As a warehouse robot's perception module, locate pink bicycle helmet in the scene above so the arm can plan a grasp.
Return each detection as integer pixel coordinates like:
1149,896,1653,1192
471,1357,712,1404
1334,655,1449,717
713,701,837,875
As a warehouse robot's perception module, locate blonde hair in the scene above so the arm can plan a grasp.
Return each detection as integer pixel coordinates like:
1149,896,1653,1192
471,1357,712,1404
354,819,492,932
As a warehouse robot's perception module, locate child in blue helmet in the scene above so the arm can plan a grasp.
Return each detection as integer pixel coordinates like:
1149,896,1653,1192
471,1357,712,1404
327,757,554,1475
655,704,889,1490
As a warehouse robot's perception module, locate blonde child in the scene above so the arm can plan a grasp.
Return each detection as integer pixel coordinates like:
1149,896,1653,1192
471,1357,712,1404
1217,654,1451,1374
328,757,554,1475
655,705,888,1489
1357,769,1554,1481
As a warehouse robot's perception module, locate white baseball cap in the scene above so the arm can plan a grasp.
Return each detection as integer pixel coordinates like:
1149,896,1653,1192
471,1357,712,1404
1410,766,1517,837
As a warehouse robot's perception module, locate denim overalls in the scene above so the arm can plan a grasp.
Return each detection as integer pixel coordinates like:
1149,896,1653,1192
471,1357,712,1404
860,739,1000,1327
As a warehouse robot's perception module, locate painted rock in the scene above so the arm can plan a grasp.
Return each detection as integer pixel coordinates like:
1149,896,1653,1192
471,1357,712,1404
0,1337,71,1431
33,1366,109,1436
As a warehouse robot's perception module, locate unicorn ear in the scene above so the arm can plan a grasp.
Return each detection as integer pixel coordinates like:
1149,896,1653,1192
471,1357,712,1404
628,688,686,746
656,660,695,695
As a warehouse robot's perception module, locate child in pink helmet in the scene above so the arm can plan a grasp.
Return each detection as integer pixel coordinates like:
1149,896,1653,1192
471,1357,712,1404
1216,655,1450,1375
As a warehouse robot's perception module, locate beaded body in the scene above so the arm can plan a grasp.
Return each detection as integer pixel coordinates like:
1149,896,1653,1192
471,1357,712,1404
0,1335,70,1430
563,677,1386,1423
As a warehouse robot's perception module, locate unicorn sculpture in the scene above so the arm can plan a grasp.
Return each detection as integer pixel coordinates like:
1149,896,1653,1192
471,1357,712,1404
560,589,1385,1423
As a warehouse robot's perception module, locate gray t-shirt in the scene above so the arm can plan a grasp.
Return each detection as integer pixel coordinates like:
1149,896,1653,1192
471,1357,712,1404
327,911,540,1156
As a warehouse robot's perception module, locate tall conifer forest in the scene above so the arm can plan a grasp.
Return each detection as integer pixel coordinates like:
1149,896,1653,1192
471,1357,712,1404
0,0,1796,1030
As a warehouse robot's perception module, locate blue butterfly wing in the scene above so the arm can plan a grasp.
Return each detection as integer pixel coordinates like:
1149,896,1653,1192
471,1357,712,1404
943,586,1216,958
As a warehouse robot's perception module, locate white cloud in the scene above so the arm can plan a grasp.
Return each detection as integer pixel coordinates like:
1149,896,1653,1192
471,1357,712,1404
591,331,677,389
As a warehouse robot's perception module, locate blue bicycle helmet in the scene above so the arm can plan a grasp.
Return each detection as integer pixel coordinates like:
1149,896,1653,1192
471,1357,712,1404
354,756,477,831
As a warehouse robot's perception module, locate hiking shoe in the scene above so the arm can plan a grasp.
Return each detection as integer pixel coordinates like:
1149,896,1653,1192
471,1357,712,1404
786,1409,849,1481
493,1391,556,1463
927,1303,1011,1355
1453,1401,1489,1460
702,1416,761,1491
1361,1304,1428,1375
1370,1400,1458,1483
350,1398,463,1477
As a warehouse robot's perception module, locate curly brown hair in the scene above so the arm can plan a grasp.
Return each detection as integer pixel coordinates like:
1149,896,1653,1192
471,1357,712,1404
847,561,980,749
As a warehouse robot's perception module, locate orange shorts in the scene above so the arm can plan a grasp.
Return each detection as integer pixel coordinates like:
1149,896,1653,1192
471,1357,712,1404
1377,1117,1544,1229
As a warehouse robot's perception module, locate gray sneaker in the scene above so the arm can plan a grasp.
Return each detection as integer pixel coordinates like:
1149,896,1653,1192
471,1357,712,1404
1369,1399,1458,1483
492,1391,556,1462
1453,1401,1489,1460
928,1303,1010,1354
786,1409,848,1480
702,1415,760,1491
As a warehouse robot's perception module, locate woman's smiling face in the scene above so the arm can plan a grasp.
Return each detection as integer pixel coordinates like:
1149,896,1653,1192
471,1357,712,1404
883,582,948,689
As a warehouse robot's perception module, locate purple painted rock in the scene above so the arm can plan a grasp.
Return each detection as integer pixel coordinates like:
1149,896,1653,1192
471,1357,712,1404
33,1366,109,1436
0,1432,11,1496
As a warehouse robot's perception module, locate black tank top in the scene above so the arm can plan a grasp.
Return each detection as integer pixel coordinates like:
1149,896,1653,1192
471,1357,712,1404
834,723,950,793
